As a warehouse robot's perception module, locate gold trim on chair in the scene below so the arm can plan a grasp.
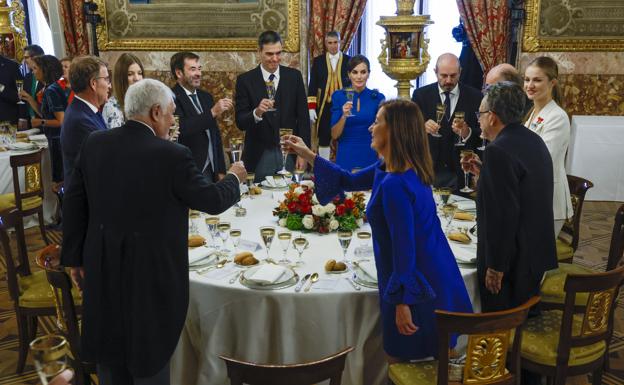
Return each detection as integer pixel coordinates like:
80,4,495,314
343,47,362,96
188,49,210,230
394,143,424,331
581,288,614,337
464,331,511,384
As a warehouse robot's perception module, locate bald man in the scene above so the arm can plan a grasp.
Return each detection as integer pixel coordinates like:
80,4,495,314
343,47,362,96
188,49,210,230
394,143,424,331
411,53,482,190
485,63,532,116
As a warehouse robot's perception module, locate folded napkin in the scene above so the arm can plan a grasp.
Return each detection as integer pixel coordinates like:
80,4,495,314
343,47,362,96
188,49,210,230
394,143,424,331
455,200,476,211
8,142,36,150
451,245,476,264
28,134,47,142
265,176,287,187
248,264,286,284
188,247,215,265
238,239,262,252
19,128,41,135
358,260,378,282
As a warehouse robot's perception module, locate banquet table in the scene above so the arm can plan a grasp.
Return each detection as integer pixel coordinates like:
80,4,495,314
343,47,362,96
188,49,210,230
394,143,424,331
170,190,479,385
566,115,624,201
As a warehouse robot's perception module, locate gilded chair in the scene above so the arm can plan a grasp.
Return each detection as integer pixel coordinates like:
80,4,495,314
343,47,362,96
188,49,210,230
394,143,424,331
389,296,540,385
520,266,624,385
0,208,56,373
556,175,594,263
0,149,50,244
219,346,354,385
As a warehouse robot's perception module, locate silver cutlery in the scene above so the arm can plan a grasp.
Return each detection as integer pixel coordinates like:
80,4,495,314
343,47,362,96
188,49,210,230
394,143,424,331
197,259,229,275
229,271,243,284
295,273,311,292
346,277,361,291
304,272,319,292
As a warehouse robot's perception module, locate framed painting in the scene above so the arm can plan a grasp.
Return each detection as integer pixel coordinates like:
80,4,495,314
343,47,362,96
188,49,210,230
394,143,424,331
523,0,624,52
94,0,300,51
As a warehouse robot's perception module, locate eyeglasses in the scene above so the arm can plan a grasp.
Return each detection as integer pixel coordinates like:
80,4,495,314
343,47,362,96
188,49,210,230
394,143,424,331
95,76,111,84
475,110,491,119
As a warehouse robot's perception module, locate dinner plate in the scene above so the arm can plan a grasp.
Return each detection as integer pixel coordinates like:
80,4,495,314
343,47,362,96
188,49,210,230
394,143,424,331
326,268,349,274
240,268,299,290
242,264,295,286
260,180,289,190
352,272,378,289
7,142,37,151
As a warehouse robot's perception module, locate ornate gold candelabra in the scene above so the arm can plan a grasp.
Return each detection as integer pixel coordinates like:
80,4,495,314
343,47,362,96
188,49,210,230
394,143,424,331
376,0,433,99
0,0,27,61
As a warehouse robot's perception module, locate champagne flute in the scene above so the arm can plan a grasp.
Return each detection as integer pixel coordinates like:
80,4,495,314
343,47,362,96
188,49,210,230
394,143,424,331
431,103,445,138
337,230,353,262
222,91,234,122
453,111,466,147
432,187,443,212
460,149,475,193
189,211,201,235
230,138,243,163
30,335,68,385
259,226,275,261
278,128,293,175
246,172,256,199
217,222,231,254
266,81,277,112
441,204,458,234
277,231,292,264
230,229,241,253
355,230,372,258
438,187,452,205
292,234,309,266
205,216,220,249
345,88,355,117
476,112,487,150
16,79,25,104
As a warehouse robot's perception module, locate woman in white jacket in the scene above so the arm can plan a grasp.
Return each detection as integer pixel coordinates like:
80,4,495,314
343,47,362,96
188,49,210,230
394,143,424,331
524,56,573,236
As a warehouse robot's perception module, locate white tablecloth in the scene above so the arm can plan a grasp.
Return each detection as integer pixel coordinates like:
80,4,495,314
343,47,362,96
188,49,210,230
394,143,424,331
170,192,478,385
0,145,57,225
566,115,624,201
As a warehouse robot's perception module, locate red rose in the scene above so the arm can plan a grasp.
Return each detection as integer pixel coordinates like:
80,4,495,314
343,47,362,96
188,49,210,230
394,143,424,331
287,201,298,213
319,225,328,233
336,204,346,216
344,199,355,209
301,203,312,214
333,196,341,204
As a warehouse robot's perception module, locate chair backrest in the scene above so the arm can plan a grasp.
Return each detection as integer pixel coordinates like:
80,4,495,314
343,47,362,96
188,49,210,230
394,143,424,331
0,209,31,302
606,204,624,271
559,267,624,365
435,296,540,385
10,149,44,210
560,175,594,250
219,346,354,385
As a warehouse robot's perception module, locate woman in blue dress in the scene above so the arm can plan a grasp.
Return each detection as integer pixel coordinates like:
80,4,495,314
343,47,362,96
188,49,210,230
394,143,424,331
285,99,472,361
330,55,384,171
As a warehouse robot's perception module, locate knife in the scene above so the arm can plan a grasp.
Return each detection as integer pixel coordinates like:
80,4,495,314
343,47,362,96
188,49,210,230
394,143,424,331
346,277,361,291
295,273,311,292
229,271,243,284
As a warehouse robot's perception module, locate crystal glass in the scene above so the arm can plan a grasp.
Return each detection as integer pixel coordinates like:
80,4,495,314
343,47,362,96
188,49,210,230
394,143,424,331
476,112,487,150
431,103,445,138
246,172,256,199
354,230,372,258
337,230,353,262
345,88,355,117
222,91,233,122
432,187,442,211
230,229,241,253
441,204,458,234
16,79,25,104
453,111,466,147
460,149,475,193
277,231,292,264
189,211,201,235
205,216,220,249
30,335,68,385
278,128,293,175
292,235,309,266
438,187,452,205
294,168,305,184
217,222,231,254
266,81,277,112
230,138,243,163
259,226,275,260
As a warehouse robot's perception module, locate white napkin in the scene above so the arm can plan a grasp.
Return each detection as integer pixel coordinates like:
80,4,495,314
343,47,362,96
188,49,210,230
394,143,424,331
358,261,378,282
238,239,261,252
265,176,276,187
455,200,476,211
188,247,215,265
28,134,47,142
266,176,287,187
451,245,476,264
8,142,36,150
249,264,286,284
19,128,40,135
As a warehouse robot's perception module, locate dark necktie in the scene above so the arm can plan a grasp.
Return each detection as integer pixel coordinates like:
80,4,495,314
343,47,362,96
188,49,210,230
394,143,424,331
269,73,275,82
443,91,452,122
189,93,203,114
95,111,106,129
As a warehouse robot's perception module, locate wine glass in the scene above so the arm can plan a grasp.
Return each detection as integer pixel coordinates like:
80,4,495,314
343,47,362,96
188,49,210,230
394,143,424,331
441,204,458,234
29,335,68,385
344,88,355,117
217,222,231,254
355,230,372,258
265,81,277,112
277,231,292,264
205,216,220,249
476,112,487,150
431,103,445,138
294,168,305,184
438,187,452,206
432,187,443,212
259,226,275,261
16,79,25,104
278,128,293,175
222,91,234,122
230,229,241,253
460,149,475,193
453,111,466,147
246,172,256,199
230,138,243,163
337,230,353,262
189,211,201,235
292,234,309,266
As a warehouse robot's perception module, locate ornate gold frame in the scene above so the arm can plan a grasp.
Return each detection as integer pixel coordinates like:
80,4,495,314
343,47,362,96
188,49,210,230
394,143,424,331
94,0,300,52
0,0,27,62
523,0,624,52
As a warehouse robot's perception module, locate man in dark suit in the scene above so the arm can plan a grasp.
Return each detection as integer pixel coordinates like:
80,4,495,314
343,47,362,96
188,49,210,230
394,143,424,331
308,31,350,159
411,53,482,190
61,56,110,188
170,51,231,182
462,81,557,312
19,45,45,126
485,63,533,117
0,53,21,124
235,30,310,181
61,79,246,385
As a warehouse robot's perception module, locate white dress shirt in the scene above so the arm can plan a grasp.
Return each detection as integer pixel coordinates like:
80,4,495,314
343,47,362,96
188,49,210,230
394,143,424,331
253,65,281,122
182,85,214,173
438,84,472,141
329,52,341,71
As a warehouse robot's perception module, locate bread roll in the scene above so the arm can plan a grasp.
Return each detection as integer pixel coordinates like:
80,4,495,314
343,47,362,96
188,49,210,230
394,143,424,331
241,256,258,266
454,211,475,221
333,262,347,271
234,251,253,264
448,231,471,244
324,259,336,272
188,234,206,247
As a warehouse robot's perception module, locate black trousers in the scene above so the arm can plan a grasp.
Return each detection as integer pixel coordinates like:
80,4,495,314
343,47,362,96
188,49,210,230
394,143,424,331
43,127,64,183
317,101,333,147
97,361,170,385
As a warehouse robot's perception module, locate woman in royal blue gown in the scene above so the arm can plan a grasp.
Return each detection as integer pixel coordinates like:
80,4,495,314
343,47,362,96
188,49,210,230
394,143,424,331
285,99,472,361
330,55,384,171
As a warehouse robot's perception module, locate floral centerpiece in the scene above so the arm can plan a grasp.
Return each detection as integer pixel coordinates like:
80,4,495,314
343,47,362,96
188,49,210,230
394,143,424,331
273,180,366,233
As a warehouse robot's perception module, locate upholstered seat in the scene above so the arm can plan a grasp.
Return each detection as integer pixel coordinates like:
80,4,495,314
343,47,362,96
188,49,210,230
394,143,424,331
521,310,606,367
541,264,592,306
18,270,81,308
389,361,439,385
556,239,574,262
0,193,43,212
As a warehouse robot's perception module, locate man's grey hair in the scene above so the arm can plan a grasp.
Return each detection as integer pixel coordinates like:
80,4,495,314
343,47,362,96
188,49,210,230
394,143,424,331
484,81,526,125
124,79,175,119
326,31,340,40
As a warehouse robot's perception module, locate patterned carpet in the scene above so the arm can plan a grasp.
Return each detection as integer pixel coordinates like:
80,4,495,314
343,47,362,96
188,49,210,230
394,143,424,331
0,202,623,384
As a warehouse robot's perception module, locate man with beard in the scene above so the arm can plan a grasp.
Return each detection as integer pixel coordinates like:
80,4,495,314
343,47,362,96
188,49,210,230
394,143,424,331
171,52,231,182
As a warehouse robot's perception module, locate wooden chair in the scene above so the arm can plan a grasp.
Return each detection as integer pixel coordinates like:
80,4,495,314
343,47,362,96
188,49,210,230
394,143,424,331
389,296,540,385
520,266,624,385
556,175,594,263
0,149,50,244
0,208,56,373
219,346,354,385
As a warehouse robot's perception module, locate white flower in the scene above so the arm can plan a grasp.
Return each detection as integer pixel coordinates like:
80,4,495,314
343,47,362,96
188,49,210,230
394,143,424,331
329,219,339,230
278,218,287,227
356,218,364,227
312,194,319,204
324,203,336,215
312,204,324,216
293,187,304,197
302,215,314,229
301,180,315,189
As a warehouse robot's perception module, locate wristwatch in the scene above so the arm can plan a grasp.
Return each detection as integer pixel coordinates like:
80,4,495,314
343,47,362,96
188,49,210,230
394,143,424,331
41,119,46,127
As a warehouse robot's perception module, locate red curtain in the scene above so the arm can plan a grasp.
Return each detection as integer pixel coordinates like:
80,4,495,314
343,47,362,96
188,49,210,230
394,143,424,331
456,0,510,77
59,0,90,56
309,0,368,58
